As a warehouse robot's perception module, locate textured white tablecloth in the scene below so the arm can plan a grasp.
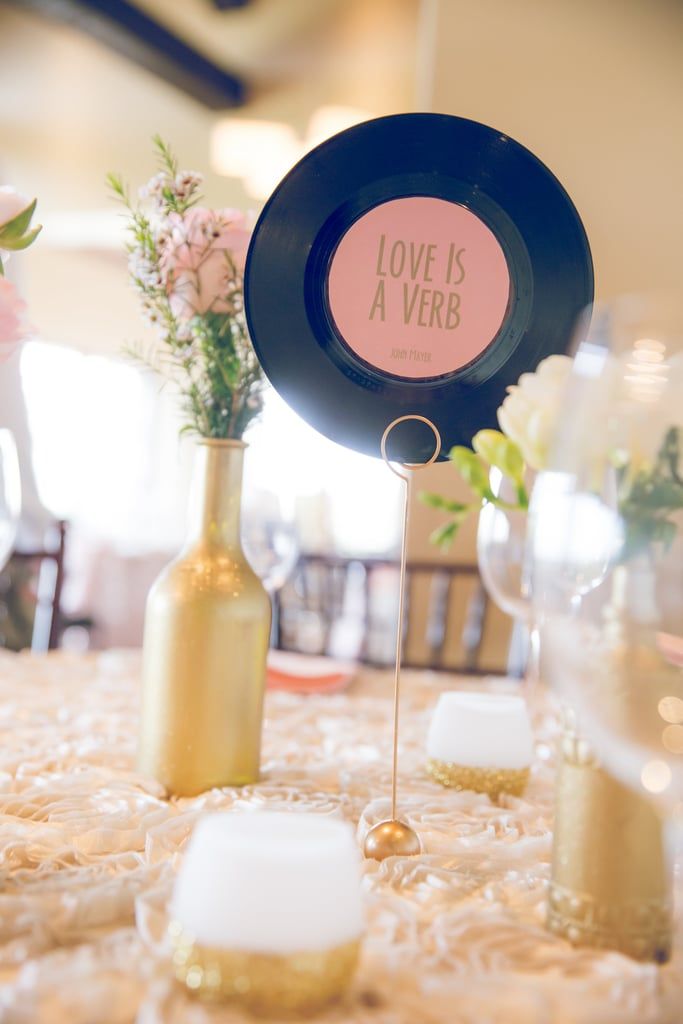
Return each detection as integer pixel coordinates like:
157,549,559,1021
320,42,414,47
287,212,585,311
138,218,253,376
0,650,680,1024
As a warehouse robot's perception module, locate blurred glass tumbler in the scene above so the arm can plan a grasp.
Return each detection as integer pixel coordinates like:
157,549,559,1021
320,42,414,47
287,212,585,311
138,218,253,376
169,812,364,1014
427,692,534,798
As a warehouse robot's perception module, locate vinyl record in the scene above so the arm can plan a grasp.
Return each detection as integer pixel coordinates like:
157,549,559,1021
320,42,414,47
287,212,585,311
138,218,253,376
244,113,593,462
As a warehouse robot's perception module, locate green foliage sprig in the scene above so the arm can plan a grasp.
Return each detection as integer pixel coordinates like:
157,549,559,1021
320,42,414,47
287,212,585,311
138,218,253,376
420,429,529,548
422,422,683,563
0,199,42,275
618,427,683,559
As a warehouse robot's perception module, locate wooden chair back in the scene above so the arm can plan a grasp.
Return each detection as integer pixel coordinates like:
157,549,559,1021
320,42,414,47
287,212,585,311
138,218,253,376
273,553,503,674
6,521,67,651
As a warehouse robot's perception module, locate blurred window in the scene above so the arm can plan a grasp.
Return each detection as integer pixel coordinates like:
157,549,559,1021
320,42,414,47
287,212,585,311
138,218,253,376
20,341,401,556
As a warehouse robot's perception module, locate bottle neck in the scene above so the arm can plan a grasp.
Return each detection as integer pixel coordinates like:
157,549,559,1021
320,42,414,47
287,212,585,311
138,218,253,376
186,441,246,551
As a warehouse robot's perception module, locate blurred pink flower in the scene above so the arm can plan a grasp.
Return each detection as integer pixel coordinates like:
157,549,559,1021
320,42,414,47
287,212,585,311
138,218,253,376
158,207,251,322
0,186,29,230
0,278,29,360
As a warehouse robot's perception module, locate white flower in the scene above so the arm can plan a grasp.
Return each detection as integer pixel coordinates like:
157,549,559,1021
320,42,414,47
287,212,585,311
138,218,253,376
138,171,168,203
138,169,202,208
128,250,163,291
497,355,572,470
172,171,203,201
499,349,683,476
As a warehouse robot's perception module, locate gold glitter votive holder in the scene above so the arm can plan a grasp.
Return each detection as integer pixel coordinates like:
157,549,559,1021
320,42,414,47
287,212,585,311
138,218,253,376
170,920,360,1014
170,812,364,1013
426,691,534,800
427,759,530,799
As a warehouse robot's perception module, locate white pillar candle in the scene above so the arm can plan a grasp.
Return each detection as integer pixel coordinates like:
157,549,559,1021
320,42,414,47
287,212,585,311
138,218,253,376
426,691,533,797
169,811,364,1010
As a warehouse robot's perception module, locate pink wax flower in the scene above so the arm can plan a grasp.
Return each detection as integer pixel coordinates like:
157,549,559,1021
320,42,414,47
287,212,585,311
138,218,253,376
159,207,251,322
0,278,29,361
108,137,265,440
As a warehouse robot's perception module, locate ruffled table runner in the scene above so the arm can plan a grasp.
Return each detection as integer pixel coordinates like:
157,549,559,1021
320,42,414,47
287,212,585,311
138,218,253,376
0,650,679,1023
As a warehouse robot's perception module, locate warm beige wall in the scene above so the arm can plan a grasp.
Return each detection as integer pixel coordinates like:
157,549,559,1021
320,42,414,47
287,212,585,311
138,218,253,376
418,0,683,300
0,0,418,353
408,0,683,666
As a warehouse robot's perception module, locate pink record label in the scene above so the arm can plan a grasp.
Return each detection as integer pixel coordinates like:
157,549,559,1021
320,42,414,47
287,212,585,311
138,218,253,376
327,196,511,379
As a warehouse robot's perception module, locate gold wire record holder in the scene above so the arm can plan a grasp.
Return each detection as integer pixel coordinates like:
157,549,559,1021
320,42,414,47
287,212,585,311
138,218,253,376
363,414,442,860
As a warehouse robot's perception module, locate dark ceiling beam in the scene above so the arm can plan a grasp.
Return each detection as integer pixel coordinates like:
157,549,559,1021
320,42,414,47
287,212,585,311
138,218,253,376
5,0,246,108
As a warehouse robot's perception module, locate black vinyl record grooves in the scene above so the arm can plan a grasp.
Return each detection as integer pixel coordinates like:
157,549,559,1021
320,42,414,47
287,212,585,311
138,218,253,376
244,113,593,463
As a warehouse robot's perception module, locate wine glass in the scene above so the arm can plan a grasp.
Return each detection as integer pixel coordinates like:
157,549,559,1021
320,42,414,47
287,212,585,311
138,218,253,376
478,446,616,714
241,489,299,596
476,469,539,685
532,294,683,818
0,429,21,571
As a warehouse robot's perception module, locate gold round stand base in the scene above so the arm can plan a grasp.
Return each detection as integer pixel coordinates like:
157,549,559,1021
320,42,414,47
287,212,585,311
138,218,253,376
170,921,360,1015
363,819,422,860
427,759,530,799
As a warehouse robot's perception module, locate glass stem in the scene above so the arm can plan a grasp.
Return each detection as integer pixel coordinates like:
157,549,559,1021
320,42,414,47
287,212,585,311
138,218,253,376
528,618,540,684
523,619,541,702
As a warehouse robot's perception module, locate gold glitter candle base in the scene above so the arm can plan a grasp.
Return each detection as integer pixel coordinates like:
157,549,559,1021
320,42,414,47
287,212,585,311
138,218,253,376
169,921,361,1015
427,759,530,799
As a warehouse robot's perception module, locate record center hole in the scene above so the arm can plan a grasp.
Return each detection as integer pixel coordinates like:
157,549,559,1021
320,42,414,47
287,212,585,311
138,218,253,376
382,416,442,467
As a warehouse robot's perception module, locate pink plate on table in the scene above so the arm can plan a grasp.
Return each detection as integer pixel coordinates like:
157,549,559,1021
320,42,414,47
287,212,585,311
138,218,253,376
266,651,356,700
267,650,356,695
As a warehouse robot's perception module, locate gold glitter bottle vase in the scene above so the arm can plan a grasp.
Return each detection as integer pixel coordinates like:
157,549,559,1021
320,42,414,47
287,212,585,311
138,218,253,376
139,441,271,797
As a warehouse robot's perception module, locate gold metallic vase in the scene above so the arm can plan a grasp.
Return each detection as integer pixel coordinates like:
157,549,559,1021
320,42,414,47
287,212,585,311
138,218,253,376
139,440,271,797
548,715,672,962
